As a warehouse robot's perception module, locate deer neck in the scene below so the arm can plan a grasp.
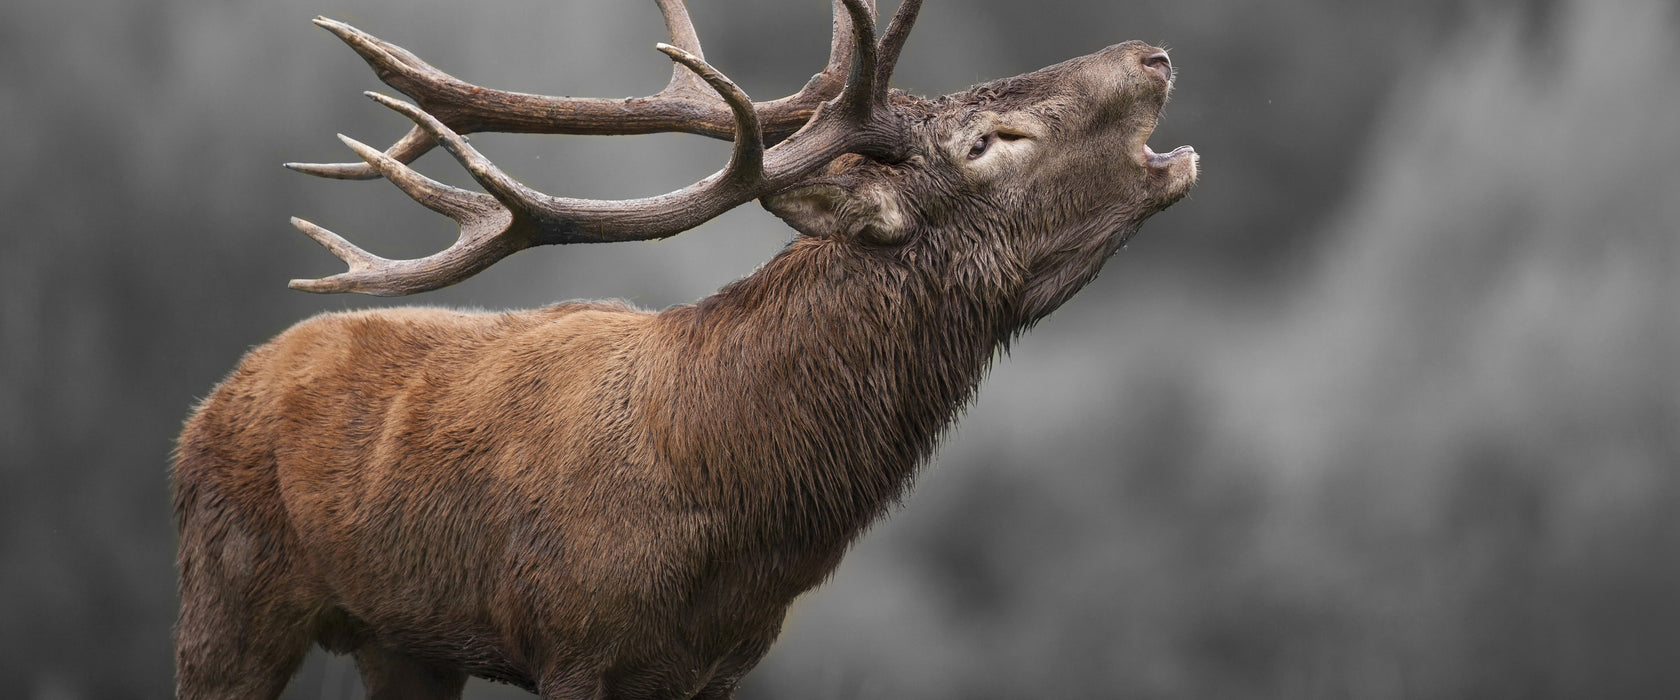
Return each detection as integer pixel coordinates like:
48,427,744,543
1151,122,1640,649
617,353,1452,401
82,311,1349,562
649,236,1013,554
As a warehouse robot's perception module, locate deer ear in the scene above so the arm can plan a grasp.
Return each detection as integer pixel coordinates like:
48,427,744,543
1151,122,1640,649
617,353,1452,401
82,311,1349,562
762,182,909,245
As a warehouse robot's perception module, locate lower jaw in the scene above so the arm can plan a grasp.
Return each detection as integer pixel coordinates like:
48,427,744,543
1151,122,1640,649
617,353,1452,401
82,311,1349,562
1144,144,1196,169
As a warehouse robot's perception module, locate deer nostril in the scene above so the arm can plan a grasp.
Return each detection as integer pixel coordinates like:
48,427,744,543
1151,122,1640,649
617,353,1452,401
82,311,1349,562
1143,51,1172,82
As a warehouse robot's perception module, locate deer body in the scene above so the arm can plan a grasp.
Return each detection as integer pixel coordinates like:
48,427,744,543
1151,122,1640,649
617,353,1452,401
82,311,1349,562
174,2,1197,697
179,238,1004,695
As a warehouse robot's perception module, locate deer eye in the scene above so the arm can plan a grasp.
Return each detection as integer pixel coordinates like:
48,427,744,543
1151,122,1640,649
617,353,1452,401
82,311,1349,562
967,131,1029,160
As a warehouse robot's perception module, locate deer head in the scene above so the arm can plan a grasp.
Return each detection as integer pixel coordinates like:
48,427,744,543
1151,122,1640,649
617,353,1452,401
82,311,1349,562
762,42,1197,325
284,0,1197,330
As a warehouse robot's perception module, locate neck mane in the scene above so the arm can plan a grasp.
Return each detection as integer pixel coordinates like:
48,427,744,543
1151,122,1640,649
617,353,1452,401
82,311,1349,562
645,236,1014,558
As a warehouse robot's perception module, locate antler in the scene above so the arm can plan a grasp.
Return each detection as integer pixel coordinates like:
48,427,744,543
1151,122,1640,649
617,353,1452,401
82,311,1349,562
286,1,879,180
288,0,921,296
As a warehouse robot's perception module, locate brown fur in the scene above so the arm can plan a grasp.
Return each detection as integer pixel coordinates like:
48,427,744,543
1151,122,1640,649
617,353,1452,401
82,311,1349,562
174,41,1197,699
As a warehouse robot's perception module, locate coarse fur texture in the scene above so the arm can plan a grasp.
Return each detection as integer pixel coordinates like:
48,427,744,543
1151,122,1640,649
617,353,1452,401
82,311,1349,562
173,35,1197,700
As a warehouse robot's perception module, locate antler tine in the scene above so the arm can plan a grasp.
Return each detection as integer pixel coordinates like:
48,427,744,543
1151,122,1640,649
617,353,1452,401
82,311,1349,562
875,0,923,103
652,0,710,98
834,0,881,119
285,124,434,180
334,131,501,223
288,217,381,281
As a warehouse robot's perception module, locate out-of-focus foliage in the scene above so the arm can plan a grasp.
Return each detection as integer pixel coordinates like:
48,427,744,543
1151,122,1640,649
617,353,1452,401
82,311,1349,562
2,0,1675,698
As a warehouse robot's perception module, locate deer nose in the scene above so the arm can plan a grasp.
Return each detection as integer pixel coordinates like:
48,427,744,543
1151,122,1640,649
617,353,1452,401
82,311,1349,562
1142,51,1172,82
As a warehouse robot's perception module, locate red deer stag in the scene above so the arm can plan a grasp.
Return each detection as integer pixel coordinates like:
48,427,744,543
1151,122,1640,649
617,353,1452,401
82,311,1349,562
173,1,1197,697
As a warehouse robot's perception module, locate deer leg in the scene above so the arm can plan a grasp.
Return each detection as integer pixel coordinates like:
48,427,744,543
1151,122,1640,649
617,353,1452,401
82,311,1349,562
174,514,313,699
354,645,468,700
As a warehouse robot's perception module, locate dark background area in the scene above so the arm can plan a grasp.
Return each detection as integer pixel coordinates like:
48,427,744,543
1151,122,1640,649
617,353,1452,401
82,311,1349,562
4,0,1677,697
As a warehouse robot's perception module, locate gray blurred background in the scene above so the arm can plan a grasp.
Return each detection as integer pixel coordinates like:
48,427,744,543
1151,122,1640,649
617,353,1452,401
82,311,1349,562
4,0,1678,697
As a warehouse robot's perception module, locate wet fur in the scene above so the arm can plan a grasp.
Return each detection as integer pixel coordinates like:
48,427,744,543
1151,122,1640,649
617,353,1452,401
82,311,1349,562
174,40,1194,699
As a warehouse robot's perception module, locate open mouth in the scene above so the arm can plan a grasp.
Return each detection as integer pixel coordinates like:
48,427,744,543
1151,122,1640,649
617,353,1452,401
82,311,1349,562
1134,84,1194,172
1137,114,1198,199
1130,108,1195,172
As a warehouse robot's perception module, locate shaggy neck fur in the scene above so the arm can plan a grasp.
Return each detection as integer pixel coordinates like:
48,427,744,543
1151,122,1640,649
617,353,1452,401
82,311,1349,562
646,233,1014,574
